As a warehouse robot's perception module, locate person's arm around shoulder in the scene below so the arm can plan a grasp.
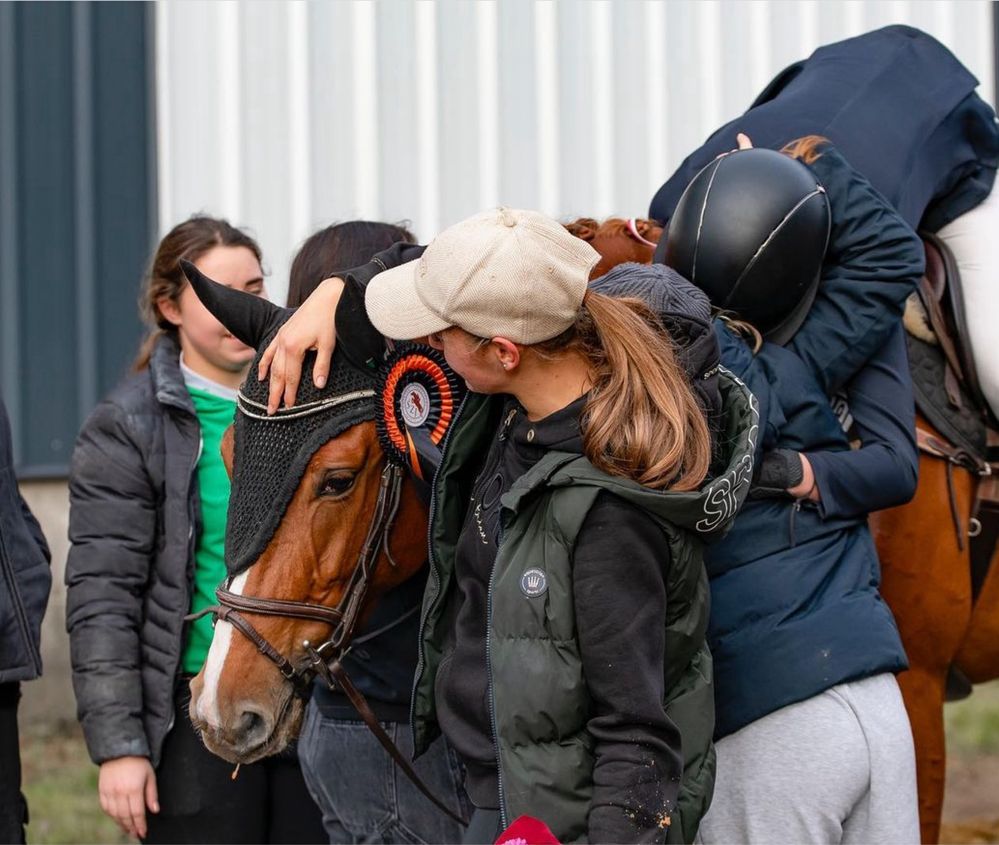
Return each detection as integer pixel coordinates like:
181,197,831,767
572,493,683,844
258,242,426,413
788,146,925,393
800,322,919,518
66,397,160,839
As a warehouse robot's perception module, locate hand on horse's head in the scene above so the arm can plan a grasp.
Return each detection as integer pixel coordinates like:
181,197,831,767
258,275,345,415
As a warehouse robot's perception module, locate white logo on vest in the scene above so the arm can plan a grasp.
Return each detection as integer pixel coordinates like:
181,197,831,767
520,568,548,597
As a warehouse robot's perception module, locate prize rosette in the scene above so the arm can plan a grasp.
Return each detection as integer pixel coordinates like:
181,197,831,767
376,344,464,477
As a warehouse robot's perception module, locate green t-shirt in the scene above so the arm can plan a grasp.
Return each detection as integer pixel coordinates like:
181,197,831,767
181,385,238,675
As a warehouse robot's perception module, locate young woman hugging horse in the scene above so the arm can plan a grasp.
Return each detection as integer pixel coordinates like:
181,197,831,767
65,216,324,844
283,220,471,845
660,142,923,844
259,208,760,844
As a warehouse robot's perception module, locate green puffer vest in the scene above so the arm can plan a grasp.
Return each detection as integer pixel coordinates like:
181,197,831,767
411,370,759,843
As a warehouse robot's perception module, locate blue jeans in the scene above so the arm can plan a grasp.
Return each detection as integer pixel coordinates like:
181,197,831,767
299,699,471,844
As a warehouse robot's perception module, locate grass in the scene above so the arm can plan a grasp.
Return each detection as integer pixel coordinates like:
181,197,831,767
946,680,999,757
20,721,129,845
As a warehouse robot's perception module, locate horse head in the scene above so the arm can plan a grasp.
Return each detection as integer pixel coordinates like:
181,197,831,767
183,263,435,764
564,217,664,277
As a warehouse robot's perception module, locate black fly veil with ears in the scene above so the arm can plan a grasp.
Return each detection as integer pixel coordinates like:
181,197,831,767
182,261,382,576
181,261,463,577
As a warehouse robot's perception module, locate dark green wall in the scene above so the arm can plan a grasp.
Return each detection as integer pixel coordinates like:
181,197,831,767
0,1,156,477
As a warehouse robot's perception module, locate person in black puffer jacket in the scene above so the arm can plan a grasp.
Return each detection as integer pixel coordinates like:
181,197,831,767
66,217,324,844
0,395,52,844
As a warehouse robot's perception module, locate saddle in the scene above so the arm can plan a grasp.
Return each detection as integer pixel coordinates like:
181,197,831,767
912,233,994,425
904,233,999,604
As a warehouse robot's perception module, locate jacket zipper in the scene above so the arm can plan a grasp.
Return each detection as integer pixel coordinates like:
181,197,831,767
409,395,468,731
486,518,509,828
0,527,42,676
167,413,202,744
485,407,517,827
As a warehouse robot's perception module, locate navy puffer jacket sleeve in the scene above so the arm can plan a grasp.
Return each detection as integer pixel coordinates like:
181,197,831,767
786,147,924,394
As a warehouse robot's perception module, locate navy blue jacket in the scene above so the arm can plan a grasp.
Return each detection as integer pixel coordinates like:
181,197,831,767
808,324,918,520
0,398,52,683
709,327,908,738
782,146,925,394
695,145,922,737
650,25,999,233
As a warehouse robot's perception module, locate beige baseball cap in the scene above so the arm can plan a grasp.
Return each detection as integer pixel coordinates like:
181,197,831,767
365,208,600,344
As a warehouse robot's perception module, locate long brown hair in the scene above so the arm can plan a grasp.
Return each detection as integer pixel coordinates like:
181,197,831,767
534,292,711,491
133,215,263,370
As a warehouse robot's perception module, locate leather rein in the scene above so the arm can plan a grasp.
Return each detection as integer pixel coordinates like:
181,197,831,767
188,461,466,825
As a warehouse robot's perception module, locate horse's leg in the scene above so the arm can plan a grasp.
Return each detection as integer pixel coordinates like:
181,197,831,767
871,454,975,843
954,541,999,683
895,666,949,844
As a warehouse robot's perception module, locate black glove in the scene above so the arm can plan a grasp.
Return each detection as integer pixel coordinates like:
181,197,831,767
749,448,804,500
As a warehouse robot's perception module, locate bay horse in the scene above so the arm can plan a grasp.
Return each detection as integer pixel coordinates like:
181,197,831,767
179,264,438,767
182,220,662,763
576,218,999,844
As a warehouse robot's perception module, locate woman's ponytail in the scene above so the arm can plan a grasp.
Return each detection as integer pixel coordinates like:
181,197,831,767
538,292,711,490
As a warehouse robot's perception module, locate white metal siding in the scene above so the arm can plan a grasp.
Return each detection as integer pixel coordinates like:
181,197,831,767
156,0,995,305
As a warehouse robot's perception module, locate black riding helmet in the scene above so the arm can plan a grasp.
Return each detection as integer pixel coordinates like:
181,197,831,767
660,147,831,346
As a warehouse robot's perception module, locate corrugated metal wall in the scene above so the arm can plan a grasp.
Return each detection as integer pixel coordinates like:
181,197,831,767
156,0,996,305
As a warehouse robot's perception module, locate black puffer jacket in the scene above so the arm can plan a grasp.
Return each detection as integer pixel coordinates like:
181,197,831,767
0,397,52,683
66,335,200,766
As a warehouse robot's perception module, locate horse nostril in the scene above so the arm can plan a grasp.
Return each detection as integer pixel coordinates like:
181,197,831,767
235,706,272,747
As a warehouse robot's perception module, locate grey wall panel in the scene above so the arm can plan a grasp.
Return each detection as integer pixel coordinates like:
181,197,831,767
377,0,419,230
436,0,481,228
498,0,539,210
308,1,357,233
15,4,80,473
555,4,595,219
0,1,154,476
91,2,157,390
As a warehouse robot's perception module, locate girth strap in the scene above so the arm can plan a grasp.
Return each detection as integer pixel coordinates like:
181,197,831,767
969,430,999,602
916,425,991,552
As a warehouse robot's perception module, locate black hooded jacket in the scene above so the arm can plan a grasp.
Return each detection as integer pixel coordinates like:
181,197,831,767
0,397,51,684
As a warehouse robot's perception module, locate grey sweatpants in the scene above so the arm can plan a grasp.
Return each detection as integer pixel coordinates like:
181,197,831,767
696,673,919,844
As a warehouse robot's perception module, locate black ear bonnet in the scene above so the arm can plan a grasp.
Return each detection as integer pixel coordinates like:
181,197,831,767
180,261,463,576
662,148,831,345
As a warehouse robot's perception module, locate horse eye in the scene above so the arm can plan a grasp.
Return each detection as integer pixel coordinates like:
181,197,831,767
317,472,356,498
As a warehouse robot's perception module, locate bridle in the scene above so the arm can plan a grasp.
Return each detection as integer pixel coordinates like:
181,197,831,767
187,428,466,824
189,461,405,697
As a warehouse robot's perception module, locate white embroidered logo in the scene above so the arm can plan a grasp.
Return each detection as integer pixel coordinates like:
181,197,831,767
520,568,547,597
696,369,759,533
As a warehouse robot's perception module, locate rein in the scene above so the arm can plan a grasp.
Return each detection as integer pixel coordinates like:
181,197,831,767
189,461,467,825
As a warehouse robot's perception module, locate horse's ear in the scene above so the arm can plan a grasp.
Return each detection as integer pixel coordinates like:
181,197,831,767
180,259,290,350
564,218,598,242
635,218,664,241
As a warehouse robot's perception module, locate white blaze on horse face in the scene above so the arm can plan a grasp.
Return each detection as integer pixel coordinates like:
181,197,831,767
198,570,248,727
